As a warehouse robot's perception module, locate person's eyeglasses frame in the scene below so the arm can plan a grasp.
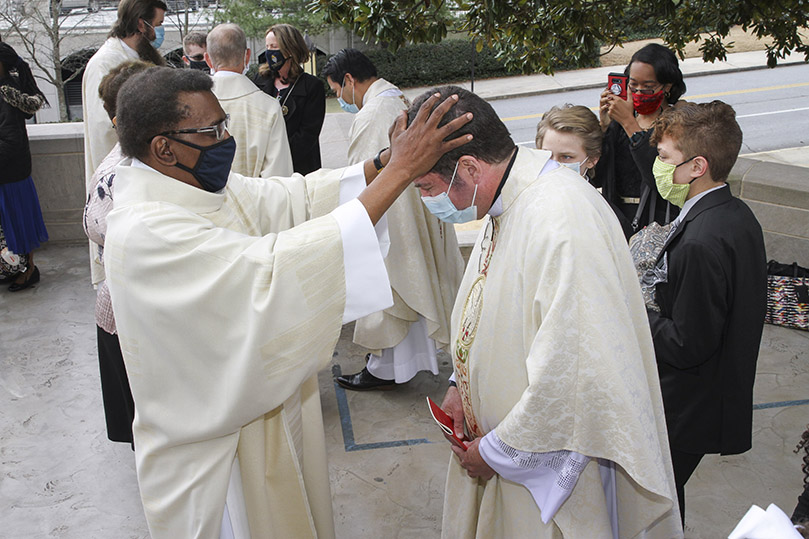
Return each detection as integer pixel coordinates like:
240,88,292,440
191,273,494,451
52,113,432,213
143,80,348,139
628,82,665,95
157,114,231,142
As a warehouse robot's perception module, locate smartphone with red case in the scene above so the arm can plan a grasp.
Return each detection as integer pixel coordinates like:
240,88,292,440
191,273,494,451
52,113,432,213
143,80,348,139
607,72,628,99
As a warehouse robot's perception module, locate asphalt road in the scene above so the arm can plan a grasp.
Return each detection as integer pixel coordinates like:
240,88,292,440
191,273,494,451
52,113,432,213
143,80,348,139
491,62,809,154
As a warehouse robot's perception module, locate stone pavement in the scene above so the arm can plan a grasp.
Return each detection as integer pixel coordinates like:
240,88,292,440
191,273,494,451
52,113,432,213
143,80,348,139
3,237,809,539
3,48,809,538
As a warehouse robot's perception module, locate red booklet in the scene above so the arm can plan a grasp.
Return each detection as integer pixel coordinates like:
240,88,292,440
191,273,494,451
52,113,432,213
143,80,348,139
427,397,469,449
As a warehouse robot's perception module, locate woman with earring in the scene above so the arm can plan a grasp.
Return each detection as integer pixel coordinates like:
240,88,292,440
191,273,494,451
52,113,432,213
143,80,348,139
0,43,48,291
251,23,325,174
595,43,686,231
536,104,633,239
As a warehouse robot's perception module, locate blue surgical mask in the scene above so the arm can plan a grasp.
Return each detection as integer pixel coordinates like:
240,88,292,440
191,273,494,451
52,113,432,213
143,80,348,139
151,26,164,49
144,20,164,49
338,76,359,114
421,161,478,224
169,136,237,192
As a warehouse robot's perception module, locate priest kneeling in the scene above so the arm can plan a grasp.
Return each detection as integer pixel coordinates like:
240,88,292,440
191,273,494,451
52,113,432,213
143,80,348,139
104,67,472,539
413,87,684,538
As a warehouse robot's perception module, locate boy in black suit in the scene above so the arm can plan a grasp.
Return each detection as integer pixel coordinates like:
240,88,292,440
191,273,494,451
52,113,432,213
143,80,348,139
647,101,767,525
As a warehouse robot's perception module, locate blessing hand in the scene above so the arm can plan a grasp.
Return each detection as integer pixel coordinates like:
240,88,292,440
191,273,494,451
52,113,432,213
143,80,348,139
387,93,473,182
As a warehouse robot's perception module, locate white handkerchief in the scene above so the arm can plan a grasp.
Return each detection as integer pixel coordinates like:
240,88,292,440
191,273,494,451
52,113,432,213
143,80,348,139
728,503,802,539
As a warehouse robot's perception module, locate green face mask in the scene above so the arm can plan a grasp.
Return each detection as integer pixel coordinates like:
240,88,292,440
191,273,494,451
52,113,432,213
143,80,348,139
652,155,697,208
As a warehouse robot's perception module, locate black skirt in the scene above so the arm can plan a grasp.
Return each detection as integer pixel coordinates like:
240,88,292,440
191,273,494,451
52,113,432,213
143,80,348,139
97,325,134,446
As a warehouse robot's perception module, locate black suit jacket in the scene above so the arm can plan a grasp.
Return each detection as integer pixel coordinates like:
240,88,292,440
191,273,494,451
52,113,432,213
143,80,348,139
252,71,326,175
648,185,767,455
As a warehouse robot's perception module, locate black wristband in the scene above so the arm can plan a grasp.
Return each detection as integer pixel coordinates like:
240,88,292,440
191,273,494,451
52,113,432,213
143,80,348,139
449,380,457,387
373,147,388,173
630,130,646,146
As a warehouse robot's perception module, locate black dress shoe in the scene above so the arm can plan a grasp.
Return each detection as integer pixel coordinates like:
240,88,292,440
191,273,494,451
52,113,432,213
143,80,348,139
335,367,396,391
8,266,39,292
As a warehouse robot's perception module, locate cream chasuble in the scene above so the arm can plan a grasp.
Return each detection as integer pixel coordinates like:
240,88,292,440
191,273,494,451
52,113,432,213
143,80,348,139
105,163,362,539
82,37,137,286
443,148,681,538
212,73,294,178
348,78,464,360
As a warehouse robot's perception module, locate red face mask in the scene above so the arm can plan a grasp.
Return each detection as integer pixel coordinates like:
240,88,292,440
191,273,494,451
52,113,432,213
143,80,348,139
632,89,665,115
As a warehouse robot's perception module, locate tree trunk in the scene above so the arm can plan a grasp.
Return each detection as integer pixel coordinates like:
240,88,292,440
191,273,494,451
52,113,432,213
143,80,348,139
49,0,69,121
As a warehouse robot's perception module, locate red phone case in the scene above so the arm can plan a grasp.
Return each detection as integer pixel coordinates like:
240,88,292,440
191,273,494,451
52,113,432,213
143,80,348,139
427,397,469,449
608,72,628,99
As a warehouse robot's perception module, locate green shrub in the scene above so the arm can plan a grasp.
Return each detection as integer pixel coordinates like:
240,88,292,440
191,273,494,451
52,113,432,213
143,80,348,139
317,38,600,93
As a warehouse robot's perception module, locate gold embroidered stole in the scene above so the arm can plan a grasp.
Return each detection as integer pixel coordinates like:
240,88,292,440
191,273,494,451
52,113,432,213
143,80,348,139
453,217,499,438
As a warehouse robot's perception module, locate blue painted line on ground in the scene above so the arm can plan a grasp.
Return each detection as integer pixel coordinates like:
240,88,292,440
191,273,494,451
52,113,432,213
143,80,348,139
753,399,809,410
333,366,808,449
346,439,432,452
332,363,433,452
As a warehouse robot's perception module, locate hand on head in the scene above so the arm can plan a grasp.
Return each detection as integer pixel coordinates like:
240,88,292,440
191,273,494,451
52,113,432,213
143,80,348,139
388,93,473,181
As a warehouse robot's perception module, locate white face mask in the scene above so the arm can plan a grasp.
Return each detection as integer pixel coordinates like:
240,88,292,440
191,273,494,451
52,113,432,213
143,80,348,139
561,160,585,176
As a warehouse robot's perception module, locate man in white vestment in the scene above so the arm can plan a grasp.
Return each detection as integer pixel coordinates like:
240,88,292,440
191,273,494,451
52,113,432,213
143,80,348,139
207,23,293,178
323,48,464,391
411,87,683,538
82,0,167,288
83,0,167,193
104,67,472,538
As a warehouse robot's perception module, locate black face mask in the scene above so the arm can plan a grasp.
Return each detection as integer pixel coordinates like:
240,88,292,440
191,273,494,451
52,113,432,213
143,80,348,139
187,59,209,71
265,49,287,71
169,136,237,192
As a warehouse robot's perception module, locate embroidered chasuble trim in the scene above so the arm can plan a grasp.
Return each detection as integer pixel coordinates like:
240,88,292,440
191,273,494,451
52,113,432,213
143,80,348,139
454,217,499,439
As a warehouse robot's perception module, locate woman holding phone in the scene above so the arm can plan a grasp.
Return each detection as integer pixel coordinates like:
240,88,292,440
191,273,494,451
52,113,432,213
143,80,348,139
594,43,686,230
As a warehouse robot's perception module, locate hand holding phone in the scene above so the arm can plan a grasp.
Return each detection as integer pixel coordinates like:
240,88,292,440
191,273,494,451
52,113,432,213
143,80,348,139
607,72,628,100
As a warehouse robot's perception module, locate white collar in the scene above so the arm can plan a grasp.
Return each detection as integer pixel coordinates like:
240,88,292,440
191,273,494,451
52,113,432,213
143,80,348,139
212,70,241,78
675,183,726,225
119,38,140,60
132,157,159,173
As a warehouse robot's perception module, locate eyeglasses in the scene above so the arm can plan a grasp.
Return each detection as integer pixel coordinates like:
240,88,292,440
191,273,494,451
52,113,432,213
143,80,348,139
628,82,664,95
159,115,230,141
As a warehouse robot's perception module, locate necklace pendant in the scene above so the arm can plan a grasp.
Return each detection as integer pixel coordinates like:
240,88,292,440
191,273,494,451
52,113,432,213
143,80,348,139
281,105,288,116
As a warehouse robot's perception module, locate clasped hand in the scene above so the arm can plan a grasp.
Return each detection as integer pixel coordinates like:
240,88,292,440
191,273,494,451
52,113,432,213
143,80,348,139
442,386,496,481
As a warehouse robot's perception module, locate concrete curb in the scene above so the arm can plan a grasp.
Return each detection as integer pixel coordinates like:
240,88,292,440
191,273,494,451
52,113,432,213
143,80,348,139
481,58,809,102
399,53,808,103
